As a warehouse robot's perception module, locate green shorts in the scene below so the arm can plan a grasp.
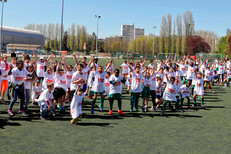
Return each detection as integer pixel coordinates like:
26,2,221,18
93,91,105,95
109,93,122,99
142,86,150,98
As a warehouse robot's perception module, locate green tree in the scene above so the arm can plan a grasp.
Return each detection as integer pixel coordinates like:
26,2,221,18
217,36,228,55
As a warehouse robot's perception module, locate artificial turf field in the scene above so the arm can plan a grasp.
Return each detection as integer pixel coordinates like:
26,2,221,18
0,58,231,153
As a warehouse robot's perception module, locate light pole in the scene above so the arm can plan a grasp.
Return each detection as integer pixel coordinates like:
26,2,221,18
0,0,6,55
59,0,64,56
152,26,156,56
95,15,101,56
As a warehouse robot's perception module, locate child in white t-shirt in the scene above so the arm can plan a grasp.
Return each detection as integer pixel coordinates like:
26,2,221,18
35,83,55,120
180,80,191,108
104,72,111,97
192,72,205,108
70,84,85,125
32,79,42,104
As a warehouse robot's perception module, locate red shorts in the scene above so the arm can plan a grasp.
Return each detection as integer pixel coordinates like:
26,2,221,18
1,80,8,92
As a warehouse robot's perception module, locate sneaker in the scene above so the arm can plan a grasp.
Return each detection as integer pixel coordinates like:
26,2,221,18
211,91,215,93
57,105,62,110
179,110,184,114
51,112,55,117
17,109,25,114
142,107,145,112
150,106,154,111
161,110,164,115
8,109,13,116
40,116,46,120
201,105,205,108
188,105,191,108
136,108,139,112
91,108,94,114
117,110,124,115
98,105,103,112
130,109,133,112
191,104,195,108
108,110,113,115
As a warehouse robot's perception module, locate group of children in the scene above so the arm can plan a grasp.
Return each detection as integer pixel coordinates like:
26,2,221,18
1,51,231,124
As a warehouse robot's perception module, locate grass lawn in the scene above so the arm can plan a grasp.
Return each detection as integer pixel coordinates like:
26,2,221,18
0,58,231,153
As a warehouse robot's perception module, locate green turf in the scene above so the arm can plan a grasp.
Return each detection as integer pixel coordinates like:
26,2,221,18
0,58,231,153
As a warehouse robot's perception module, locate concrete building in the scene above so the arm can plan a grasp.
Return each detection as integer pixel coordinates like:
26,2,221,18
121,24,134,42
135,28,144,38
121,24,145,41
0,26,44,52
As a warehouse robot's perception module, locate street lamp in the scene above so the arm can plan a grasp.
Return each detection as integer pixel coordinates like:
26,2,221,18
60,0,64,56
95,15,101,56
152,26,156,56
0,0,7,55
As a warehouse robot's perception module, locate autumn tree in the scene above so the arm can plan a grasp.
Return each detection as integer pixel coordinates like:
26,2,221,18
186,35,211,55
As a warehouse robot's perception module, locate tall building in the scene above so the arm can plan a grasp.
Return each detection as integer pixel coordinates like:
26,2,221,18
121,24,145,41
121,24,134,42
135,28,145,38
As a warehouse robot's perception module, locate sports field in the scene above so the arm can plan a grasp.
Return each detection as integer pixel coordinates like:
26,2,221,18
0,58,230,153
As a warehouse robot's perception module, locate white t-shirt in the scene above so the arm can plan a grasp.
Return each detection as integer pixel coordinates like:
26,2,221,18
70,72,87,91
180,84,191,98
163,81,178,101
108,65,114,73
165,71,175,82
24,76,32,89
11,68,28,85
36,61,45,77
156,83,163,96
177,63,187,76
42,72,55,90
91,71,106,93
193,78,204,95
186,65,195,80
38,89,53,107
226,61,231,69
143,77,152,87
120,63,129,74
130,72,143,93
1,61,11,81
227,70,231,78
66,70,74,89
104,77,110,96
218,65,225,74
32,85,42,100
150,74,156,91
109,74,123,94
54,73,67,92
204,70,211,81
82,67,90,77
175,70,183,85
71,94,85,119
148,64,154,69
87,71,96,88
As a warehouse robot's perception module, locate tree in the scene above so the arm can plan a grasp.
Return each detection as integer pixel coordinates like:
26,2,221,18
217,36,228,55
186,35,211,55
62,31,69,51
228,35,231,55
176,14,182,55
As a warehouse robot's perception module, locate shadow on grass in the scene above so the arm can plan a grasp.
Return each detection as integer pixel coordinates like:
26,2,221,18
0,118,21,129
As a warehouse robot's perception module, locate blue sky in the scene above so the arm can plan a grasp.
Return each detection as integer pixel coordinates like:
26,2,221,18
2,0,231,38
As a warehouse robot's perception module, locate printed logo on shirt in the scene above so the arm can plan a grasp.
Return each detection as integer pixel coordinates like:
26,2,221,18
66,75,72,79
60,80,66,84
152,77,156,81
197,83,202,86
35,91,41,95
40,66,45,69
98,78,104,82
135,78,141,82
15,77,23,81
78,102,82,107
168,88,175,93
190,69,194,72
105,83,110,87
47,79,53,83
